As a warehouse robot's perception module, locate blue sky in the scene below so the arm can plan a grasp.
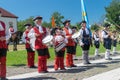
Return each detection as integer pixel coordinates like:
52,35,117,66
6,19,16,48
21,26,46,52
0,0,112,25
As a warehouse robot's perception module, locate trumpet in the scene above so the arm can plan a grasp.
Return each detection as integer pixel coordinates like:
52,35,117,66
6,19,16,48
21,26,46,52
71,32,80,39
108,31,112,38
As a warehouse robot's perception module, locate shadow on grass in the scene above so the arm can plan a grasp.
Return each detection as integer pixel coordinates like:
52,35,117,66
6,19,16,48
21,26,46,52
11,64,26,66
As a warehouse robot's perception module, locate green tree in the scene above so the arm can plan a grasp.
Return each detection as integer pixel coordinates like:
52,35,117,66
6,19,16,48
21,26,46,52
75,22,81,29
50,12,64,27
91,24,100,31
17,20,26,31
42,21,51,28
17,16,34,31
105,0,120,30
98,15,106,26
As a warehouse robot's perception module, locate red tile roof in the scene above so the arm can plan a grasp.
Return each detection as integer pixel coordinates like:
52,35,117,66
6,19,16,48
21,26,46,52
0,7,18,18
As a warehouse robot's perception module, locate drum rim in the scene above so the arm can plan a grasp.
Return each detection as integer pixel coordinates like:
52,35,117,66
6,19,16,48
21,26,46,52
72,32,80,39
42,35,53,44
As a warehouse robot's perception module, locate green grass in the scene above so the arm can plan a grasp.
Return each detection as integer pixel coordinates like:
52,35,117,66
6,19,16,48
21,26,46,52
7,43,120,66
7,48,56,66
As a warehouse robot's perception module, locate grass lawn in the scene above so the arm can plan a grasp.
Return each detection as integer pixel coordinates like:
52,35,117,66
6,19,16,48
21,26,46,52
7,43,120,66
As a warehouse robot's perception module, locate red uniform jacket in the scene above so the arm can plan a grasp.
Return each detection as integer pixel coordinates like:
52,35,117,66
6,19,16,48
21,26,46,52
63,27,75,46
9,27,14,33
0,21,7,48
25,30,31,48
33,26,47,49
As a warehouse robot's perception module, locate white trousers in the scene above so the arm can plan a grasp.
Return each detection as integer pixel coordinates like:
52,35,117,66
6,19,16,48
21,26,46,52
113,47,116,54
105,49,111,59
95,48,99,56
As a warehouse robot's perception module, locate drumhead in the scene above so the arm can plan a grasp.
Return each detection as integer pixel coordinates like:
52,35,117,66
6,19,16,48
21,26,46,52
42,35,53,44
72,32,80,39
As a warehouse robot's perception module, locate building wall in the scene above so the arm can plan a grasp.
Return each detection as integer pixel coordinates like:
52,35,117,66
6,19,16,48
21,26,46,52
0,17,17,31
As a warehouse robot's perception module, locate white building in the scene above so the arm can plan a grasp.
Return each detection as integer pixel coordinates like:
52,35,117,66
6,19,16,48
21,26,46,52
0,7,18,31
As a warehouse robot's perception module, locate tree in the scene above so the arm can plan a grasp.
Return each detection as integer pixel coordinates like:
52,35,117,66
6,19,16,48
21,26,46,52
42,21,51,28
50,12,64,27
105,0,120,30
91,24,100,31
76,22,81,29
98,15,106,26
17,16,34,31
17,20,26,31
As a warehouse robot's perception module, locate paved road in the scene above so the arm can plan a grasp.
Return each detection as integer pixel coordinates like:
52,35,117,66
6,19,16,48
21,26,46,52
7,54,120,80
83,68,120,80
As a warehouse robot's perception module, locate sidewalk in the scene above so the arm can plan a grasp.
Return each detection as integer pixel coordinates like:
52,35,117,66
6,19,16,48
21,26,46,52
83,68,120,80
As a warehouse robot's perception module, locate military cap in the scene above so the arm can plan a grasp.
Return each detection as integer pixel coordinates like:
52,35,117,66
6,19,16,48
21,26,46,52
24,23,32,27
95,29,99,32
80,20,86,25
33,16,43,21
63,20,71,25
104,23,110,27
72,26,77,29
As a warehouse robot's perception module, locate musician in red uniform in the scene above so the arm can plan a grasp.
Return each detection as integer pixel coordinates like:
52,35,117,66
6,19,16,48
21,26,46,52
63,20,77,68
8,26,15,51
72,26,78,60
28,16,50,73
22,23,35,68
53,28,68,71
9,26,15,35
8,26,17,51
0,21,10,80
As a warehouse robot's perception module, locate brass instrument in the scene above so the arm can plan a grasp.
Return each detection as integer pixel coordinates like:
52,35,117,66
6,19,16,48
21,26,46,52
108,31,112,39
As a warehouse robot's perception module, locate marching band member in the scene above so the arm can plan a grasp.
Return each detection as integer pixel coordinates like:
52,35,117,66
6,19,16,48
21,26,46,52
9,26,16,35
8,25,17,51
111,31,117,54
102,24,112,60
28,16,50,73
93,29,100,57
79,21,91,64
22,23,35,68
0,21,10,80
71,26,78,60
53,28,67,71
63,20,77,68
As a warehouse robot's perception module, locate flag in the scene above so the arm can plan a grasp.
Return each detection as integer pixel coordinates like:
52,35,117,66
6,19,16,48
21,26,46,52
52,16,56,28
81,0,92,37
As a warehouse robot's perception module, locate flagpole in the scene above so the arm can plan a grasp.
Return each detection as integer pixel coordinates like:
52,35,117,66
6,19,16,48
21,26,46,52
81,0,89,28
81,0,92,37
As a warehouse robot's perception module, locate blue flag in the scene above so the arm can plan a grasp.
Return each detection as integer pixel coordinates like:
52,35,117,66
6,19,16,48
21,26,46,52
81,0,92,37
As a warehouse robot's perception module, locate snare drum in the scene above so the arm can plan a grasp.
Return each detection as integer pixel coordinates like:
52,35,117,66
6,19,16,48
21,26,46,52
42,35,53,44
72,32,80,39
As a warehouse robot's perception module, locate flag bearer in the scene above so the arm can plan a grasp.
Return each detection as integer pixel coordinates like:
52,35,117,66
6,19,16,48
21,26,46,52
79,21,91,64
